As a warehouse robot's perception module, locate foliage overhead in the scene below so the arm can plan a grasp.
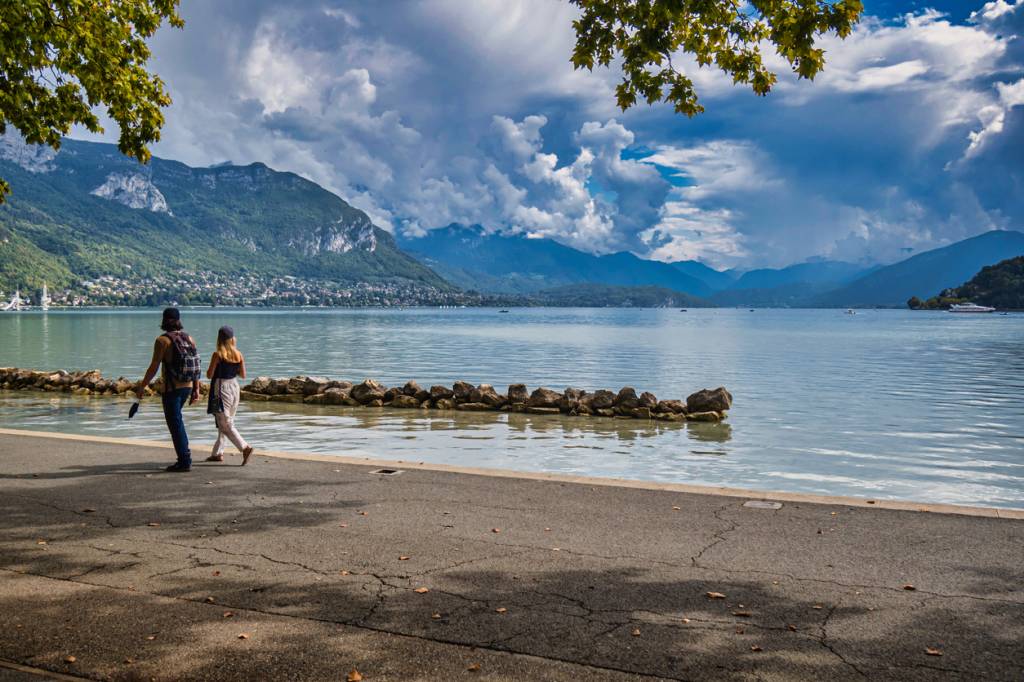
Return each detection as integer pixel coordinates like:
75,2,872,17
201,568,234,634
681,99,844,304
570,0,864,115
0,0,183,200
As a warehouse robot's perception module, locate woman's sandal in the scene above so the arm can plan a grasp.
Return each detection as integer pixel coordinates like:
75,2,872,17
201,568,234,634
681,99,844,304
241,446,254,466
205,455,224,462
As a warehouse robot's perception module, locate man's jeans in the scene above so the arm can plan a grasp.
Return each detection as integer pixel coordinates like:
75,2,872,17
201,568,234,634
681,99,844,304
162,387,193,466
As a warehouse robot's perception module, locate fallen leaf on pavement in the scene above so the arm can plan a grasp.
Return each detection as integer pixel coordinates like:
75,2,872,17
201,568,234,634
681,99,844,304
145,636,156,641
347,669,364,681
431,613,442,620
751,646,763,652
36,540,47,545
902,584,916,591
340,570,350,576
414,587,430,594
123,658,134,664
399,556,410,561
788,624,797,632
212,570,221,576
237,633,250,640
544,527,551,531
735,627,745,634
631,628,641,636
147,522,160,527
205,596,215,603
82,508,96,513
812,604,824,610
467,663,481,672
672,506,681,511
339,524,348,528
223,612,234,618
681,618,691,624
358,512,368,516
491,528,501,533
733,611,752,617
64,656,76,663
495,607,507,614
707,592,726,599
925,647,943,657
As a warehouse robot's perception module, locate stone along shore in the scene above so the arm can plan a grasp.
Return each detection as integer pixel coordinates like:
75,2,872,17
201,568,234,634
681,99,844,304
0,367,732,422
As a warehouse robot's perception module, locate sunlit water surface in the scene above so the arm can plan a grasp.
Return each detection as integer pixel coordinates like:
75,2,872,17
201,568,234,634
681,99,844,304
1,308,1022,508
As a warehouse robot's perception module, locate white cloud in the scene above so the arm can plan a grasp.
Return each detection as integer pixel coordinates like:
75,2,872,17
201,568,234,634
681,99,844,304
970,0,1023,22
962,77,1024,159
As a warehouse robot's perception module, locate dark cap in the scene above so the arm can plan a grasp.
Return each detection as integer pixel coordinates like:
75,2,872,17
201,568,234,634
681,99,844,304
162,307,180,321
218,325,234,340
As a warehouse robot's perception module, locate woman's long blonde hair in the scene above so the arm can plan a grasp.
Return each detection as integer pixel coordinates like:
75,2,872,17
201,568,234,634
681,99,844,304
216,330,243,363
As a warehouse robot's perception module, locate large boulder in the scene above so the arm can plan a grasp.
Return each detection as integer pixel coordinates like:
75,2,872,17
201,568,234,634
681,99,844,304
470,384,506,407
686,387,733,413
302,376,330,395
267,378,290,395
528,387,561,408
507,384,529,404
638,391,658,409
247,376,273,394
391,394,420,408
286,376,309,395
584,389,616,410
430,385,454,400
434,398,456,410
323,387,351,405
452,381,474,403
351,379,387,404
326,380,353,391
614,387,640,410
560,387,587,413
383,387,401,403
402,380,421,397
414,388,432,402
656,399,686,414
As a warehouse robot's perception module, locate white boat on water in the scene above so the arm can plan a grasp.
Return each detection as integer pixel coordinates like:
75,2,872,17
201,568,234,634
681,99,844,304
40,283,51,311
949,302,996,313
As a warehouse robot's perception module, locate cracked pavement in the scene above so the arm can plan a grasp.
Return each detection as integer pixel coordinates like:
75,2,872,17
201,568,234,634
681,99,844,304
0,431,1022,681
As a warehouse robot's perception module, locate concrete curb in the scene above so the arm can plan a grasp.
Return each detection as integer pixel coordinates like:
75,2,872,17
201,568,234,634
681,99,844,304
2,427,1020,520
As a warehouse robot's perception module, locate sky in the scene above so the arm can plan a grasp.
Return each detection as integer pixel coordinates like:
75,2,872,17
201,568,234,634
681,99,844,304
75,0,1024,269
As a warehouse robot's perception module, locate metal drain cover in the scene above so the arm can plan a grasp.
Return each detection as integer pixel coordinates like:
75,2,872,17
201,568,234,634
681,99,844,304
743,500,782,510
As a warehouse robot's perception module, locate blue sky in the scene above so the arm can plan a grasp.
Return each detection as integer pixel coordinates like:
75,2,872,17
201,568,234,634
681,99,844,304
76,0,1024,268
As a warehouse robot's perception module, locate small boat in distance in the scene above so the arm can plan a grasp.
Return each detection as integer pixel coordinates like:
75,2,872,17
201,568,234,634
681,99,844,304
40,283,50,311
949,302,996,313
679,308,687,312
845,309,856,315
498,309,510,313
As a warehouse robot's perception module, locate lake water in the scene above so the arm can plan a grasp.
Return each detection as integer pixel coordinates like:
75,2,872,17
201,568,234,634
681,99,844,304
1,308,1022,508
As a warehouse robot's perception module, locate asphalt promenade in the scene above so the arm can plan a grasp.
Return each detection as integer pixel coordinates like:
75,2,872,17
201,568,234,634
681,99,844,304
0,429,1021,681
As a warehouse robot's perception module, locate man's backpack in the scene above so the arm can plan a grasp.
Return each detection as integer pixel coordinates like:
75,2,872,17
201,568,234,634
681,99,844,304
164,331,202,383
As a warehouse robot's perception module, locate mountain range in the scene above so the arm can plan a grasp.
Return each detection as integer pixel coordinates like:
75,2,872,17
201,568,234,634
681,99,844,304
2,135,1020,308
396,224,714,296
0,135,448,296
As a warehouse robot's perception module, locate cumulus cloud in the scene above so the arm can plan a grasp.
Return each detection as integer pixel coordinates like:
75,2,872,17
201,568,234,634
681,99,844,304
64,0,1024,270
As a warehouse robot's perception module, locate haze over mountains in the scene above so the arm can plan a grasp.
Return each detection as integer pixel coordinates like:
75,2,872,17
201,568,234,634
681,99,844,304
1,136,1020,308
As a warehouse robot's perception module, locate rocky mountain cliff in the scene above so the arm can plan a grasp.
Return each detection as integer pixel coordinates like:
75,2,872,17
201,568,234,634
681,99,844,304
0,135,448,294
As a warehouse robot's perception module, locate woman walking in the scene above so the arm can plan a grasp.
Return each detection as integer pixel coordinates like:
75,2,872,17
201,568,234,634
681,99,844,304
206,326,254,465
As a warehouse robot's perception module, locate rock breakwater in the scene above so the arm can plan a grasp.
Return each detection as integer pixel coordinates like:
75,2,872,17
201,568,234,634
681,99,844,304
0,368,732,422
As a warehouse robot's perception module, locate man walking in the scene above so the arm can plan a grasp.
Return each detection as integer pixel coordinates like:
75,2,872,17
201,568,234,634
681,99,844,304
135,307,202,472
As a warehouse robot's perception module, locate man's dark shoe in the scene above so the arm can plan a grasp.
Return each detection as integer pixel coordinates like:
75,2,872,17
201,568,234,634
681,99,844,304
165,463,191,472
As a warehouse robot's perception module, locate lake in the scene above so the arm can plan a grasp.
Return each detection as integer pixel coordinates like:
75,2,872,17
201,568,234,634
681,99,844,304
1,307,1022,508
